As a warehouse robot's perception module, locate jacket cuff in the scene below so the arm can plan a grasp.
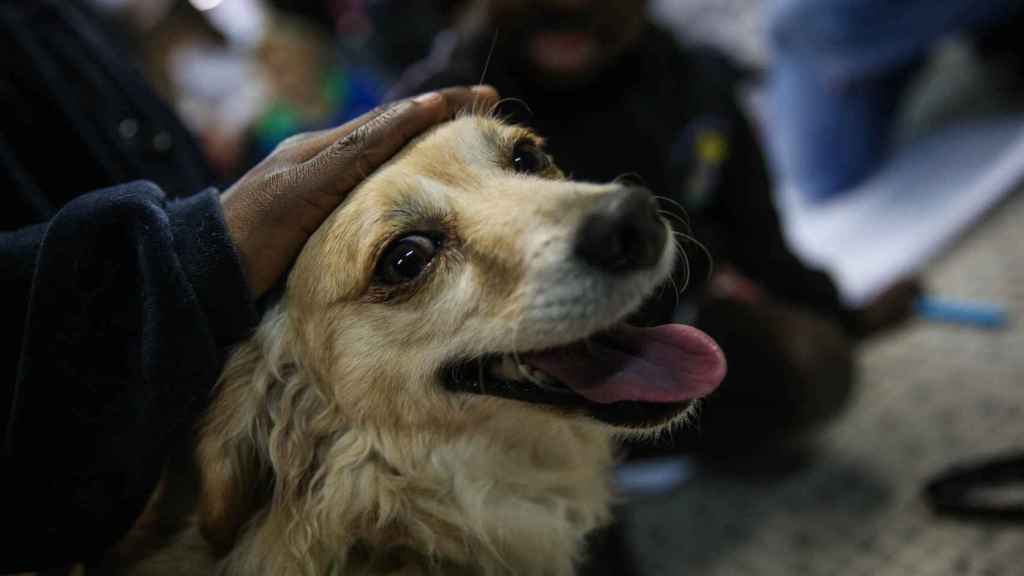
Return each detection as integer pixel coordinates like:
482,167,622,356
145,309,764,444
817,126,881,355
167,189,258,347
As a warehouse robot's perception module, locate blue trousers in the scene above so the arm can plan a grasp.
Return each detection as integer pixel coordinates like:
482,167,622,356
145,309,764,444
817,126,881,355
766,0,1020,202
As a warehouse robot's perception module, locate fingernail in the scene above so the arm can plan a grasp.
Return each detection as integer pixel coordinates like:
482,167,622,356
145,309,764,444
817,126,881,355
471,85,496,96
413,91,442,105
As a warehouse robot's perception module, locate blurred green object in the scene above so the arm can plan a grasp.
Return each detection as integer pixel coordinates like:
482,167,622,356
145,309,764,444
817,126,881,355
252,64,381,158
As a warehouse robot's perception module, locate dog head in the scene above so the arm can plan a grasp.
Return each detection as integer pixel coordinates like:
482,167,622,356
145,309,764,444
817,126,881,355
286,114,726,433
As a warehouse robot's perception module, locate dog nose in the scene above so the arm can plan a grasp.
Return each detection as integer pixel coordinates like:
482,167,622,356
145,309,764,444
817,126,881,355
575,186,667,273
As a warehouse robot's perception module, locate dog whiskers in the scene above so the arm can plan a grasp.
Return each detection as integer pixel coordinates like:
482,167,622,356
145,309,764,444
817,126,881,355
655,280,669,301
477,28,499,88
671,236,691,296
612,172,647,187
653,195,693,231
657,209,691,230
667,266,682,308
510,319,524,369
671,231,714,285
487,97,533,119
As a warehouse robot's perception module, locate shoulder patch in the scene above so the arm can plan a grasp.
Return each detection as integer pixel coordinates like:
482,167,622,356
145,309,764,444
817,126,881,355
668,116,732,212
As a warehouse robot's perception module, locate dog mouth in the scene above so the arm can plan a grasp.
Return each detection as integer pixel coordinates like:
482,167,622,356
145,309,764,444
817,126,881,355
442,323,727,428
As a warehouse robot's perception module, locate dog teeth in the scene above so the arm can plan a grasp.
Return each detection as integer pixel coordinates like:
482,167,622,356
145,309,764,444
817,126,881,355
483,355,574,395
515,359,575,395
488,356,522,381
517,362,548,384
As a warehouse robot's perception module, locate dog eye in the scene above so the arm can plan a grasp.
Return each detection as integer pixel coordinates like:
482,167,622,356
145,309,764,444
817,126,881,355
511,140,550,174
377,235,439,285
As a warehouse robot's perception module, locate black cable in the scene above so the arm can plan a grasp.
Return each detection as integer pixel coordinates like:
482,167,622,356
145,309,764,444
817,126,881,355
924,450,1024,524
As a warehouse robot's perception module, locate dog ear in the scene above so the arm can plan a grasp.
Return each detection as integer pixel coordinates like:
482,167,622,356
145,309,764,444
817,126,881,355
196,341,273,553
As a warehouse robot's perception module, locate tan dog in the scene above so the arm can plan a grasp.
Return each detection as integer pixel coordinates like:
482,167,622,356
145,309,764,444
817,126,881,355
125,115,726,575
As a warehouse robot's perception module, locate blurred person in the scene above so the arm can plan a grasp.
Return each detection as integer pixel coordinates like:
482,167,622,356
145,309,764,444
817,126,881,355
767,0,1024,203
0,0,495,571
98,0,385,179
393,0,920,460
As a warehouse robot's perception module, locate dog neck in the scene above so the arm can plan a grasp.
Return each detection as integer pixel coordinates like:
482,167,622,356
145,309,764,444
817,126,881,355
196,306,616,575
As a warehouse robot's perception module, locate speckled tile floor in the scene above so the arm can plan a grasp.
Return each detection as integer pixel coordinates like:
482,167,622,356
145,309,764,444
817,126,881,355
623,188,1024,575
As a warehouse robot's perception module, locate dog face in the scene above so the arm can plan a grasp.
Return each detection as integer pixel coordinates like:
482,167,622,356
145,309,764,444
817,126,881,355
287,115,725,433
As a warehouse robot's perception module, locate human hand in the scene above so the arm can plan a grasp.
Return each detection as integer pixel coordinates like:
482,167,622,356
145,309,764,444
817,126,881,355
851,277,923,338
220,85,499,297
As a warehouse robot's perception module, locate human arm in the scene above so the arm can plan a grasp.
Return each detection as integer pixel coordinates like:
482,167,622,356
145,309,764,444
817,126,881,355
0,86,498,571
0,184,254,571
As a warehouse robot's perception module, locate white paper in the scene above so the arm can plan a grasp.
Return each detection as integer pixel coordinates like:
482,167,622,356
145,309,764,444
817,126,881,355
776,115,1024,306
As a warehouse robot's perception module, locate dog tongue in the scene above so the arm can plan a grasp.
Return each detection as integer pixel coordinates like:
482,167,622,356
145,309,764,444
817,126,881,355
522,324,726,405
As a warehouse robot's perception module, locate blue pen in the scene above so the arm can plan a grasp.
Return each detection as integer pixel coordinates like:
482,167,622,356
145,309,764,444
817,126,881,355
915,296,1010,329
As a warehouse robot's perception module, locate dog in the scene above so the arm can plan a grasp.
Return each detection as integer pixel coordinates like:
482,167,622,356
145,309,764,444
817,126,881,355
120,114,726,575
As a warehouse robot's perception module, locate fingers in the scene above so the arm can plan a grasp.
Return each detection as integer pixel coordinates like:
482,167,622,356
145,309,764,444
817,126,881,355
287,85,499,163
434,84,500,117
282,106,399,162
307,85,497,198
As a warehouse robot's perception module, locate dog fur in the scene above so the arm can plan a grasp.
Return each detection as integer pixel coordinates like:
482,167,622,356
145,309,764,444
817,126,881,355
126,114,686,575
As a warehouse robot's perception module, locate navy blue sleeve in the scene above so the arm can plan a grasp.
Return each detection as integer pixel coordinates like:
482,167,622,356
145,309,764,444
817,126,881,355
0,181,257,572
